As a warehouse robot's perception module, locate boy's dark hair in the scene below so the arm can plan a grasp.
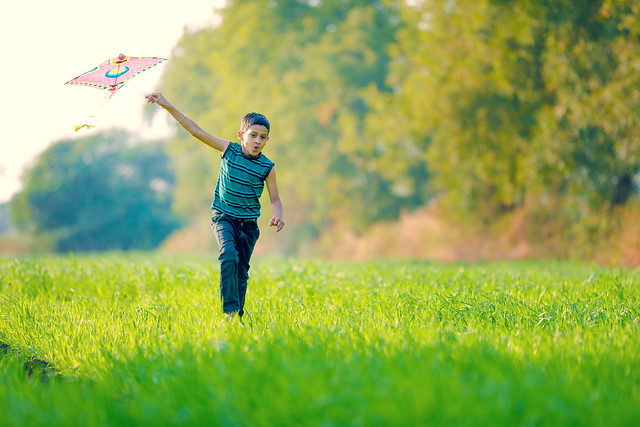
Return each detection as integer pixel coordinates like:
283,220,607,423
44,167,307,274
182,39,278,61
241,112,270,134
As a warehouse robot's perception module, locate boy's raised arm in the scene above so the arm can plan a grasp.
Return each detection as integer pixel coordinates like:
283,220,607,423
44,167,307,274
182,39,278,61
145,92,229,152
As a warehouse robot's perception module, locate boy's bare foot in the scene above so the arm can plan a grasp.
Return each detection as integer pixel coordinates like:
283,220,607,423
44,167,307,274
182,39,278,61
220,311,243,328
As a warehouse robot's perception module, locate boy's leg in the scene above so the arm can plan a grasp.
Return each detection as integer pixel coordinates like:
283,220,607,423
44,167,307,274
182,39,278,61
236,222,260,318
211,217,241,314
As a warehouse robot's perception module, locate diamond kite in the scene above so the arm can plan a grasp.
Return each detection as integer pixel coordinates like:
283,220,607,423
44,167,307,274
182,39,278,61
65,54,167,97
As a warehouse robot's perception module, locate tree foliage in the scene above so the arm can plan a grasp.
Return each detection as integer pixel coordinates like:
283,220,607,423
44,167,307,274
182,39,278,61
376,0,640,223
156,0,639,250
10,130,181,252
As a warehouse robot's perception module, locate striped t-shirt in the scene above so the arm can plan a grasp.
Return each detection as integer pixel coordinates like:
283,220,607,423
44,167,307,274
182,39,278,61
211,142,275,220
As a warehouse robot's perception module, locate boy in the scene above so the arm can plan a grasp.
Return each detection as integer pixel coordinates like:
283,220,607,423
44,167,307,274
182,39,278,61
145,92,284,325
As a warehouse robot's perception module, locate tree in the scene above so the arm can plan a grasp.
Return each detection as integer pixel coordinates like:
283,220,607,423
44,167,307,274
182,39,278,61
372,0,640,224
10,130,181,252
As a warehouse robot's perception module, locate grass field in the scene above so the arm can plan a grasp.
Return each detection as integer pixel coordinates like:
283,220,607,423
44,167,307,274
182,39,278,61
1,253,639,426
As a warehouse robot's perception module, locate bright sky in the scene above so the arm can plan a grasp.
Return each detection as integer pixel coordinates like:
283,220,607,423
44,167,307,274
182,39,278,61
0,0,221,202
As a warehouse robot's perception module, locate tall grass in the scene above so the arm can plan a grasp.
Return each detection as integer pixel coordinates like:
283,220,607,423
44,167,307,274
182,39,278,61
1,253,639,425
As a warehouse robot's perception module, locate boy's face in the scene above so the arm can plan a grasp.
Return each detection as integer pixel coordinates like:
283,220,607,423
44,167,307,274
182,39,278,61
238,124,269,157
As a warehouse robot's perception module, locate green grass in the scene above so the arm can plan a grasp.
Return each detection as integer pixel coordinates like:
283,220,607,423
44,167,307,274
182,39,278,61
1,253,639,426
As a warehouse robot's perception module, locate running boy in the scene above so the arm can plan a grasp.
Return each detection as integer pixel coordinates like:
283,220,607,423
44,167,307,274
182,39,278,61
145,92,284,324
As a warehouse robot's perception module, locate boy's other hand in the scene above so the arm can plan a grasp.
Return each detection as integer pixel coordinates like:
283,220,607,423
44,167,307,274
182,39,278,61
269,217,284,232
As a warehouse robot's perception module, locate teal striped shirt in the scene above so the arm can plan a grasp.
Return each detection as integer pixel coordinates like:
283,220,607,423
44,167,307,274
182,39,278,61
211,142,275,219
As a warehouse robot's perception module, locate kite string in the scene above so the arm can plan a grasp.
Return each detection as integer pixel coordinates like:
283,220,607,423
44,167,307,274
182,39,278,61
74,56,128,130
111,61,121,96
109,55,124,98
76,56,124,130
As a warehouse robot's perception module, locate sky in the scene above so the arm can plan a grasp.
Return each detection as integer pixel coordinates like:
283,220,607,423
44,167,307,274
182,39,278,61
0,0,221,202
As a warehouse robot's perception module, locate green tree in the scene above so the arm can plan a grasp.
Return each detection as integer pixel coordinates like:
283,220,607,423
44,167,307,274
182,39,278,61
369,0,547,220
373,0,639,225
10,130,181,252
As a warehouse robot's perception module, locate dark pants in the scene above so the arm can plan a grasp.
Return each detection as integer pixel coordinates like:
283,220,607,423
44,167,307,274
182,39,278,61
211,211,260,316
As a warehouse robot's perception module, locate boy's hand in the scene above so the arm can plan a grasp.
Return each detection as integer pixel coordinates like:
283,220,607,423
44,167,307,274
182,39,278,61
145,92,169,108
269,216,284,232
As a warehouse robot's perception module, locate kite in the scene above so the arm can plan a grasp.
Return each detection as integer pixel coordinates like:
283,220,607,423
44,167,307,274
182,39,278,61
65,54,167,96
65,54,167,131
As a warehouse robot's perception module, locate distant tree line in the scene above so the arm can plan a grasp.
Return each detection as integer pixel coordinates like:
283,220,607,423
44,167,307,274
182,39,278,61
158,0,639,252
11,0,639,254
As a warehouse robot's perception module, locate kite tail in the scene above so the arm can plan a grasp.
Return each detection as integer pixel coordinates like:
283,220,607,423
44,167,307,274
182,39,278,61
73,123,96,132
